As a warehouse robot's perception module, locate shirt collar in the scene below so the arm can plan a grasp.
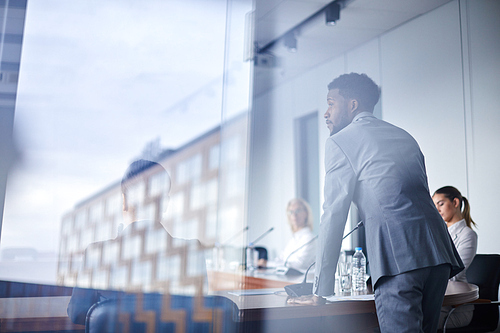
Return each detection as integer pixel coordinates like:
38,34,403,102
293,227,311,239
352,111,376,123
448,219,466,236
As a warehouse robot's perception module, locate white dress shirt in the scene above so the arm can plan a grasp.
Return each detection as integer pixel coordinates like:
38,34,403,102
282,227,316,272
448,219,478,282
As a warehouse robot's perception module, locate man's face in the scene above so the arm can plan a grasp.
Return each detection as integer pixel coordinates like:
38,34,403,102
324,89,352,136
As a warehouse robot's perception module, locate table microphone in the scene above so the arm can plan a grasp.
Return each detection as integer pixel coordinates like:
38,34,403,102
284,262,317,296
284,221,364,297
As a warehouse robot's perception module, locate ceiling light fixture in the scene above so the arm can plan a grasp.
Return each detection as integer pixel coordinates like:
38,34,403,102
325,2,341,26
256,0,346,55
283,32,297,53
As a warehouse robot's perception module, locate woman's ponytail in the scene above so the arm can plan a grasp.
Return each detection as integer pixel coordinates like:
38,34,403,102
461,196,477,229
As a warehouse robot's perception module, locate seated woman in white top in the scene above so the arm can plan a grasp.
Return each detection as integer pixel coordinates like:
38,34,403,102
282,198,316,272
433,186,478,330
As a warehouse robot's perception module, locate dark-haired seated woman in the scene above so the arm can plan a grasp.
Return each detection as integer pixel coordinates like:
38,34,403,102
433,186,478,329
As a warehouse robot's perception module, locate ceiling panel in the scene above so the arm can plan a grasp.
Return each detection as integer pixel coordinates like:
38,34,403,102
348,0,451,14
255,0,330,46
254,0,453,49
252,0,453,94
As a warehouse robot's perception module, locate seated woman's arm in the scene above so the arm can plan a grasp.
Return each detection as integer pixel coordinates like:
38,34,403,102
450,228,477,282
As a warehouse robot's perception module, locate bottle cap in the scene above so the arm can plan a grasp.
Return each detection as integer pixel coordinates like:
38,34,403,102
355,247,362,251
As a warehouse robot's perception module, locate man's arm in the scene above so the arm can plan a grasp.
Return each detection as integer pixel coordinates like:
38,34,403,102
313,138,356,296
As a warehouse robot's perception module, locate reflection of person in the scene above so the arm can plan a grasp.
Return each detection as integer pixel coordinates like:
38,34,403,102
293,73,463,332
67,159,206,325
282,198,316,272
433,186,478,329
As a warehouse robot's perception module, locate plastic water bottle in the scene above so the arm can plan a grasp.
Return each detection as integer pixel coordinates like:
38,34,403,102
352,247,367,293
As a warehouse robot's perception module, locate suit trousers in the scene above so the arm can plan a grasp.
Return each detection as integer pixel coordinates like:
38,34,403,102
374,264,451,333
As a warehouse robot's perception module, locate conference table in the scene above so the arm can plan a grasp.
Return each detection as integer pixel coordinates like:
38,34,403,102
211,271,479,332
0,272,478,333
207,269,307,291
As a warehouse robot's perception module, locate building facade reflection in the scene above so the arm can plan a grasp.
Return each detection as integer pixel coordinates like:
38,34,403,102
57,115,249,294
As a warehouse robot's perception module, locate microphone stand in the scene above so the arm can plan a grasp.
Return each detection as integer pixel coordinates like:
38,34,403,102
284,221,363,296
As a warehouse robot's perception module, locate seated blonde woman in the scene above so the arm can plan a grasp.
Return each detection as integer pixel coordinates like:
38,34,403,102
281,198,316,272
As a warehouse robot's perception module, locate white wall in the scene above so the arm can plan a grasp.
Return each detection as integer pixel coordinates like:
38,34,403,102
380,0,467,195
464,0,500,253
248,0,500,257
379,0,500,253
248,58,344,257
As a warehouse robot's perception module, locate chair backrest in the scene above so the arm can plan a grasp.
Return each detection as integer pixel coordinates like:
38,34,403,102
86,299,117,333
465,254,500,331
254,246,268,260
466,254,500,301
85,293,238,333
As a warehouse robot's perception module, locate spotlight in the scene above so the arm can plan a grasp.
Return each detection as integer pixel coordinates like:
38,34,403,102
325,2,340,26
283,32,297,53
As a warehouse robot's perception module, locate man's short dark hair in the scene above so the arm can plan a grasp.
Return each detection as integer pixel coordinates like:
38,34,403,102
121,159,168,194
327,73,381,112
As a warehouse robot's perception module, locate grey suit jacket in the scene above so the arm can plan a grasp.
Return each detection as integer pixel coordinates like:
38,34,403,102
313,112,463,296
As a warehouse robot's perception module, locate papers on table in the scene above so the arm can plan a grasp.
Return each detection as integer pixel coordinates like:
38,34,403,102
326,294,374,302
228,289,277,296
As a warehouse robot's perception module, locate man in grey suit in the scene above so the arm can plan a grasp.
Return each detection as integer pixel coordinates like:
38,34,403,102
310,73,463,332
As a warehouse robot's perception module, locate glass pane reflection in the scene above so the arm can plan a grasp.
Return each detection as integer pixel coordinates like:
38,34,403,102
0,0,251,331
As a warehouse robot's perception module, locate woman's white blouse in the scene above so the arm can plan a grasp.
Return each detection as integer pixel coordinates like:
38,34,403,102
282,227,316,272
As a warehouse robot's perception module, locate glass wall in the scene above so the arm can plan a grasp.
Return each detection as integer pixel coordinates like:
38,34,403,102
4,0,477,332
0,0,252,331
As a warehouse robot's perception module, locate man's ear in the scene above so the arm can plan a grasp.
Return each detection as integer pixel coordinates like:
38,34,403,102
122,193,128,212
349,99,359,113
162,195,170,218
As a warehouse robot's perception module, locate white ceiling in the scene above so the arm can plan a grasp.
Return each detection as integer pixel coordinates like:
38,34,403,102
252,0,453,94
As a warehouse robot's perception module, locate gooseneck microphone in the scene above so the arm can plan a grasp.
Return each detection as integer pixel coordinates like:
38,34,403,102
276,235,318,276
284,236,318,268
284,220,364,296
343,220,363,239
248,227,274,247
217,226,249,247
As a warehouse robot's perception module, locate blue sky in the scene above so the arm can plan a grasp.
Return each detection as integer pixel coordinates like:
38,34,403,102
2,0,251,253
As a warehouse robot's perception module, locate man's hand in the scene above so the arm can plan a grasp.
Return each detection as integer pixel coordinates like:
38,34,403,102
287,294,326,305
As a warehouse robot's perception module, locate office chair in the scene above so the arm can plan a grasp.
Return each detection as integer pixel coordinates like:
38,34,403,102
254,246,268,261
441,254,500,333
85,292,239,333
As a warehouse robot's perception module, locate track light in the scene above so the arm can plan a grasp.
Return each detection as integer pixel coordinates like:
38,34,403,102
283,32,297,53
325,2,340,26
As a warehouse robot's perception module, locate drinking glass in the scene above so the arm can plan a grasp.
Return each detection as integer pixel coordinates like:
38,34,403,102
338,261,352,294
